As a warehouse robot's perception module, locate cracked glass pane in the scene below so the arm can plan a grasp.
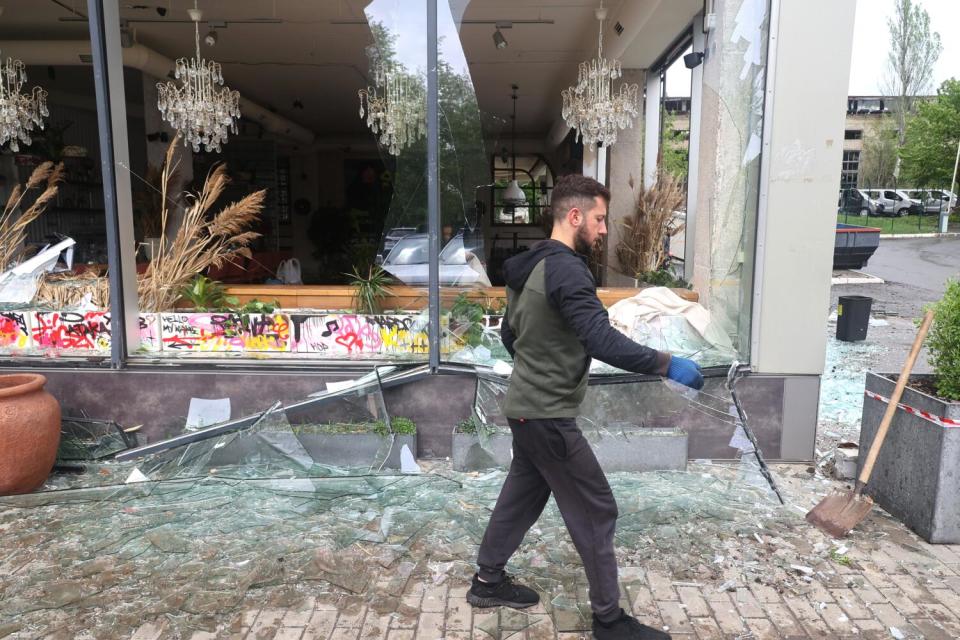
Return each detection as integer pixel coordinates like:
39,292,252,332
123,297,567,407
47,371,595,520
468,370,782,503
57,416,135,461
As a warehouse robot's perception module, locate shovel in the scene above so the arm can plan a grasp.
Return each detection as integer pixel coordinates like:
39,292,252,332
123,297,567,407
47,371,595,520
806,308,935,538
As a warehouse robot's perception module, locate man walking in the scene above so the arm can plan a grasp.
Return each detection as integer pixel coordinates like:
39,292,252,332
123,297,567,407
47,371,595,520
467,175,703,640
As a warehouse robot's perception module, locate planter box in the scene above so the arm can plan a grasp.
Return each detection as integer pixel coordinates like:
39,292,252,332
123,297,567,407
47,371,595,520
209,431,417,470
452,426,688,472
452,431,513,471
859,372,960,543
834,223,881,269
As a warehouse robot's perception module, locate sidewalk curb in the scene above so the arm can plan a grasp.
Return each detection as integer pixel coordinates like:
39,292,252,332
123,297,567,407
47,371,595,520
832,271,885,285
880,232,960,239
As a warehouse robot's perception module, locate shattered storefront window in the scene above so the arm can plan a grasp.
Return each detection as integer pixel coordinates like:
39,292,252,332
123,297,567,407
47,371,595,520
692,0,771,357
466,369,783,499
0,366,797,638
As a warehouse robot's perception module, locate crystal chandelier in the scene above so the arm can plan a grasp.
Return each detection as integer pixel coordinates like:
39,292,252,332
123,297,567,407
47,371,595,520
358,49,425,155
157,2,240,153
561,2,639,147
0,53,48,152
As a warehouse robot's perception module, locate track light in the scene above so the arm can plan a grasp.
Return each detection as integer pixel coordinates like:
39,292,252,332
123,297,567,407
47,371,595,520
493,27,508,49
204,29,217,46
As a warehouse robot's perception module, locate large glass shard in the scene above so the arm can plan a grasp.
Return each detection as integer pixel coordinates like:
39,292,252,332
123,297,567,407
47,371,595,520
58,415,136,461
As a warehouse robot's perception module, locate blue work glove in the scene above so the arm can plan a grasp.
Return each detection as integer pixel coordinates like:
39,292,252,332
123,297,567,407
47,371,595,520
667,356,704,390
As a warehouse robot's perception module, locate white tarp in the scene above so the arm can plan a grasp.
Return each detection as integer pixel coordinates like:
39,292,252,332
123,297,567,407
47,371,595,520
602,287,738,367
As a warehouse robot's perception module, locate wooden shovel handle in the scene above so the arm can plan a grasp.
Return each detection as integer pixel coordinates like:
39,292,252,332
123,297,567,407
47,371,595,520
858,309,935,485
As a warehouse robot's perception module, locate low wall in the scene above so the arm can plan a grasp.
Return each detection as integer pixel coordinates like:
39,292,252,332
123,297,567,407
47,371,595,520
0,310,470,357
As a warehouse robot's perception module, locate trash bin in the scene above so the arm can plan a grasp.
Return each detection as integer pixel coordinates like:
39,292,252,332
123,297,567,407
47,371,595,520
837,295,872,342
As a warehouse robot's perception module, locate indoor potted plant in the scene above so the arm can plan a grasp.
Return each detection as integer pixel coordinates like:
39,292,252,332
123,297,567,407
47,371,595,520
859,279,960,543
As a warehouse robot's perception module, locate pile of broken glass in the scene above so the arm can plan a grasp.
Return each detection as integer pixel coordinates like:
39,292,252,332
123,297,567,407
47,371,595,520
0,365,801,639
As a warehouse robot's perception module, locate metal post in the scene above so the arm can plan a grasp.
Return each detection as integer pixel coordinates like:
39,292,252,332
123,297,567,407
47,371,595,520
426,0,440,372
946,137,960,233
87,0,140,367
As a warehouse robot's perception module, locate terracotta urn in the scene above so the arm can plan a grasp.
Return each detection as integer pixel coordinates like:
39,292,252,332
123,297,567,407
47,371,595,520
0,374,61,495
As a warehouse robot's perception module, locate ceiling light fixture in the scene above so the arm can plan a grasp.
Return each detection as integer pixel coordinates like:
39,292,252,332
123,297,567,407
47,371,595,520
156,0,240,153
561,0,639,147
358,47,426,156
204,29,217,46
503,85,527,207
493,27,507,49
0,52,49,152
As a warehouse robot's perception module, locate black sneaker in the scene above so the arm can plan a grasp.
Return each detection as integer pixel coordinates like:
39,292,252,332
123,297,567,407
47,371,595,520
593,609,671,640
466,573,539,609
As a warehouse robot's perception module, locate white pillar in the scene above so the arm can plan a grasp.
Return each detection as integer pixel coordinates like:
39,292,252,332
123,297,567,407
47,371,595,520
643,70,661,190
751,0,857,374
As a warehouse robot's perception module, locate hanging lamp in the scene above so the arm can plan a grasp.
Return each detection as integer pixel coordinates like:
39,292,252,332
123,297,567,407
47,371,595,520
503,85,526,206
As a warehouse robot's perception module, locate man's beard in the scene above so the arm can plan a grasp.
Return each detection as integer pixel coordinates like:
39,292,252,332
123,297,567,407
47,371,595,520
574,227,595,255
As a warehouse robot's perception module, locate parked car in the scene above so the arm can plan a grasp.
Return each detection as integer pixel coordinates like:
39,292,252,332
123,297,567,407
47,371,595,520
905,189,957,215
379,233,491,287
839,188,885,216
382,226,418,254
863,189,922,216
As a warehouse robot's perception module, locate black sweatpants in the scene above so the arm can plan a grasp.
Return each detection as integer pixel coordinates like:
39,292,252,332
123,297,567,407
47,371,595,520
476,417,621,622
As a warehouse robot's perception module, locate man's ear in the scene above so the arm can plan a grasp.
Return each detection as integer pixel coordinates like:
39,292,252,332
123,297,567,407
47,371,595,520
567,207,581,227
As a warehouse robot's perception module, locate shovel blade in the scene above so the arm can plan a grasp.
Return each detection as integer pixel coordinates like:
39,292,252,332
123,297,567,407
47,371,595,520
805,489,874,538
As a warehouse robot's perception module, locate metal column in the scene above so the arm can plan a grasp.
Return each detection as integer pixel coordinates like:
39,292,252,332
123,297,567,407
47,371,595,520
87,0,141,368
426,0,441,372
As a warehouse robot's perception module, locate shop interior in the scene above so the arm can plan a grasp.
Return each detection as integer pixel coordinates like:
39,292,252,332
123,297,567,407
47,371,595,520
0,0,700,290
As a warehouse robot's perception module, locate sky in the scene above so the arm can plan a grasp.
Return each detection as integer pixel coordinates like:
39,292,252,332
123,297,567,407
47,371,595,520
849,0,958,95
664,0,957,98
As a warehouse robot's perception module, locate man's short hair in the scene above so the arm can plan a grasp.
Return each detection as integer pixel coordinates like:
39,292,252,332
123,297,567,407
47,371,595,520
550,174,611,222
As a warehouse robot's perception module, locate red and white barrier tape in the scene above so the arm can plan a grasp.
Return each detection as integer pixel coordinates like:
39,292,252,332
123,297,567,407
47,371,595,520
863,389,960,428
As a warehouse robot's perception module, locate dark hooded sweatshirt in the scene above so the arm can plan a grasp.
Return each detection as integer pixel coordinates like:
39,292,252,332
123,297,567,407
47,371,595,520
500,239,671,419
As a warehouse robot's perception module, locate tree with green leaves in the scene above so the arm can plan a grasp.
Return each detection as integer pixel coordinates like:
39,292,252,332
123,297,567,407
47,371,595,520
881,0,941,167
659,110,689,182
899,79,960,187
859,120,899,188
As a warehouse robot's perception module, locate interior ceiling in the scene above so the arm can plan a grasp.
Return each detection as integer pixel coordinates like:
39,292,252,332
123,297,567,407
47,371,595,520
0,0,700,139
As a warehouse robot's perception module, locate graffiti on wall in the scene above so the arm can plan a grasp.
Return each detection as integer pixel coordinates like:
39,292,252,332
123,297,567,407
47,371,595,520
160,313,291,352
161,313,246,351
138,314,160,352
1,311,454,356
0,312,31,349
33,312,112,350
288,314,431,354
242,313,291,352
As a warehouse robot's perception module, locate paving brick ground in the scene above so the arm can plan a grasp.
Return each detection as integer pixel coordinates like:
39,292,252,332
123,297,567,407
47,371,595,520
121,468,960,640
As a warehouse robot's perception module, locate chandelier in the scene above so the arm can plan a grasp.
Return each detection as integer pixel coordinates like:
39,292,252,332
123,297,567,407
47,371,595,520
358,49,425,155
0,53,48,152
157,2,240,153
561,2,639,147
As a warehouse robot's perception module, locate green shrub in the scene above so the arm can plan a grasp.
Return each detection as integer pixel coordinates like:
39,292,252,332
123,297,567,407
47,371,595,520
373,416,417,436
238,298,279,315
636,269,691,289
928,279,960,400
450,292,486,347
456,418,477,434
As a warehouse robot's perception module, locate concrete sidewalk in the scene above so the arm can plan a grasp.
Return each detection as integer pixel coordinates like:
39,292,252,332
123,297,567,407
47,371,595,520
119,464,960,640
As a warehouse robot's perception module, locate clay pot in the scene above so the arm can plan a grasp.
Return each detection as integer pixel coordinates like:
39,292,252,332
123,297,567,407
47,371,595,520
0,374,61,495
